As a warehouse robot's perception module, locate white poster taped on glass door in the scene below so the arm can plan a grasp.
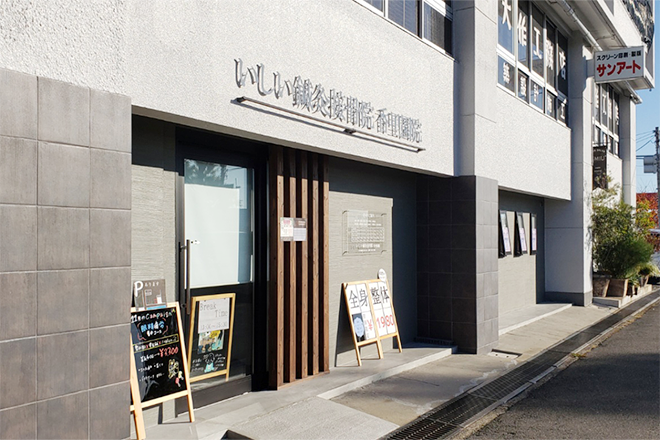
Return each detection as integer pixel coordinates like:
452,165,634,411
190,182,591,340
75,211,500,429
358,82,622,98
197,297,231,333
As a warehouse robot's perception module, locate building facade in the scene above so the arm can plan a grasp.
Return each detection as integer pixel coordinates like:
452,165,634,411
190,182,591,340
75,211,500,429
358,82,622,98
0,0,654,438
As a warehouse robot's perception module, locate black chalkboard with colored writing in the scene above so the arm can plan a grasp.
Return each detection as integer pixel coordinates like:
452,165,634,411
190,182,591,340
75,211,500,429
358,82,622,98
130,307,189,403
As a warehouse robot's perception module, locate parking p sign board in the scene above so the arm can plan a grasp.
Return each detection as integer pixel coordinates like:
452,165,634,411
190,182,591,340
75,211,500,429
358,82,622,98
595,46,645,83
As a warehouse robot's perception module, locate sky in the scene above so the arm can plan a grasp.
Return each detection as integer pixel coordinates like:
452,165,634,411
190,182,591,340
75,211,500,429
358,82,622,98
635,0,660,193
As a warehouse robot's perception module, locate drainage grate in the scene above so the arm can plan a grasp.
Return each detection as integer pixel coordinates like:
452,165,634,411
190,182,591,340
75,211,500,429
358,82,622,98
387,417,457,440
425,394,496,426
383,290,660,440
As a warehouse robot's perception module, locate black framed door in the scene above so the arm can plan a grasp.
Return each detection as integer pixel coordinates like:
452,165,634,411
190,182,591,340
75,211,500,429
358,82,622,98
175,127,268,409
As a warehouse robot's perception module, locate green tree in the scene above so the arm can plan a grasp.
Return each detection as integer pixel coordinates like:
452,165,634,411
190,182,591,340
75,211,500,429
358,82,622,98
592,185,654,279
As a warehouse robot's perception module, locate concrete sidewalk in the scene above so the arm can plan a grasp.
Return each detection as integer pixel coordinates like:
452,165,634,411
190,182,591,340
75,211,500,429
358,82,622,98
136,292,656,440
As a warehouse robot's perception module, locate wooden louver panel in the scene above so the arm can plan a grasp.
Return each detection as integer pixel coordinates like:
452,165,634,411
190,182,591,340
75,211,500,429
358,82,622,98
269,146,329,388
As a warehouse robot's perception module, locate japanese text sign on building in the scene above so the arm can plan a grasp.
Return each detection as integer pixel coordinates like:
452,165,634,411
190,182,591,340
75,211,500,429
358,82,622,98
342,279,401,366
595,47,645,83
235,59,422,144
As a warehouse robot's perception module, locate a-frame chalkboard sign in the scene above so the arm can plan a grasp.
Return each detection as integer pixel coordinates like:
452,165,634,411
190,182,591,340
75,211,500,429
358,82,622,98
342,279,402,366
129,302,194,439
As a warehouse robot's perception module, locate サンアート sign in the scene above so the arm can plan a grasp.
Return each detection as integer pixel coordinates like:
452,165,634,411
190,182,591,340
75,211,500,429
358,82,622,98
595,47,645,83
234,59,422,145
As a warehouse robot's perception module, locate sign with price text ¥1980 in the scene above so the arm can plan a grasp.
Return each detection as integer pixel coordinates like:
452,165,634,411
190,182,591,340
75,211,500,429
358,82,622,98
342,279,402,366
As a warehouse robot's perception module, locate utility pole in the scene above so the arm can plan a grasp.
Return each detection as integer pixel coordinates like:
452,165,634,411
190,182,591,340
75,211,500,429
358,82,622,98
656,126,660,227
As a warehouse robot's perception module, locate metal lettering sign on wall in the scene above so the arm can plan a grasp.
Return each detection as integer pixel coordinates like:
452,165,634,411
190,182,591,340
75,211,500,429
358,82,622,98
235,59,422,144
595,47,645,83
342,210,386,255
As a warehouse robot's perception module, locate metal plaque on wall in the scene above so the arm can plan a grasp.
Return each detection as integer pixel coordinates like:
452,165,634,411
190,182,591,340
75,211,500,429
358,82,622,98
342,210,386,255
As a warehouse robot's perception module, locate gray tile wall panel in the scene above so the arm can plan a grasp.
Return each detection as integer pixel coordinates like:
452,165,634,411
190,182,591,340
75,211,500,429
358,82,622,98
0,339,36,409
0,69,131,439
0,404,36,439
0,68,37,139
91,90,131,152
37,207,90,270
0,272,37,341
0,136,37,204
89,325,129,388
90,149,132,209
0,205,37,272
37,331,88,400
90,267,131,328
90,209,131,268
37,142,90,207
37,77,90,146
37,270,89,334
36,392,89,440
89,382,130,440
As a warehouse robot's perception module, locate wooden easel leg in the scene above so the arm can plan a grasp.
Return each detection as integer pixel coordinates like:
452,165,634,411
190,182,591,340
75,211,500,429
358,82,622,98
376,340,384,359
186,393,195,422
130,340,147,440
396,334,402,352
354,345,362,366
132,408,146,440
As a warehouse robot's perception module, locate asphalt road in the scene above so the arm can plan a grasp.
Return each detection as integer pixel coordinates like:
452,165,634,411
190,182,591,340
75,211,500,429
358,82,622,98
468,303,660,440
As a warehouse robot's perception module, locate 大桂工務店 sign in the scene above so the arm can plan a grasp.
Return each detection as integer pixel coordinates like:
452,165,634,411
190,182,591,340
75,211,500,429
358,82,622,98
595,46,645,83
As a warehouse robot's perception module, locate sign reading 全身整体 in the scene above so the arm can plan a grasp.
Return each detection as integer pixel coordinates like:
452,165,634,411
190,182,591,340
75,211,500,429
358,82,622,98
594,47,645,83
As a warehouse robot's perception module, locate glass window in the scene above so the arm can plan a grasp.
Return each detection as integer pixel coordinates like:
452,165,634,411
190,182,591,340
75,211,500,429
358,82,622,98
498,57,516,92
531,5,544,77
517,1,529,67
364,0,384,11
601,85,608,123
185,160,254,288
546,92,556,118
518,70,529,101
545,22,556,89
389,0,418,34
530,80,544,110
594,84,601,124
363,1,452,54
614,92,620,136
607,87,614,131
557,96,567,124
557,32,568,95
424,2,452,54
499,0,514,53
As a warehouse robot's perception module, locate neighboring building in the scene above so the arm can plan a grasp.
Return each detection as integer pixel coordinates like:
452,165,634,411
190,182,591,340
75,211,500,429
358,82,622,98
0,1,654,438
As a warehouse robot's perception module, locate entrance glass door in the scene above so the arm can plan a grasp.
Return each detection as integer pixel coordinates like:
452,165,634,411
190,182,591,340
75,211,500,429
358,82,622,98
183,158,254,394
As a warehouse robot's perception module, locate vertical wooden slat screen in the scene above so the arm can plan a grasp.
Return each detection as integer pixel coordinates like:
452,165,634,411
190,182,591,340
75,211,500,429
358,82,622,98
269,147,329,389
296,151,308,379
268,145,285,388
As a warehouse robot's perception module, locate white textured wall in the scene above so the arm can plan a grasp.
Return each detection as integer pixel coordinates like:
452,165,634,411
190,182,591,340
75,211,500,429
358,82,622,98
0,0,455,176
0,0,127,93
125,0,455,176
476,89,572,200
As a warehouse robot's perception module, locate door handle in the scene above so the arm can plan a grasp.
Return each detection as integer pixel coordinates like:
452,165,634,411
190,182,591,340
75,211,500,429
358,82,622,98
181,239,200,314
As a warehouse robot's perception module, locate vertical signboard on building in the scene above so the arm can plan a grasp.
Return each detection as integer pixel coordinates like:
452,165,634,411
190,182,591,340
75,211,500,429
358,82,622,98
593,145,608,189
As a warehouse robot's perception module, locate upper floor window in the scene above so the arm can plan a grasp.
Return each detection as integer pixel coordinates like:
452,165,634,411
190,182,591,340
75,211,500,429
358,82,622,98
497,0,568,126
360,0,453,55
593,83,620,157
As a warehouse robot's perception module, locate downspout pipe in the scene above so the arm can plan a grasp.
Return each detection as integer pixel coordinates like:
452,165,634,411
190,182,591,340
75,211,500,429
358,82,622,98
555,0,642,104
